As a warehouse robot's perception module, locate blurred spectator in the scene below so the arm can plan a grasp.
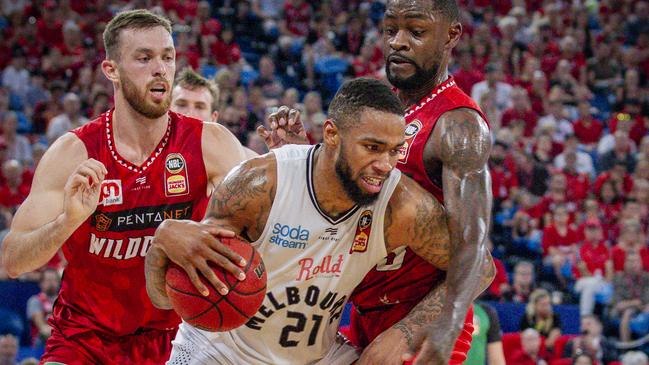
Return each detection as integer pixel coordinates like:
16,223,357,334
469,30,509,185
26,268,59,347
510,328,548,365
611,219,649,273
572,100,603,152
536,97,573,143
587,41,621,94
572,354,595,365
453,49,484,95
593,162,634,200
542,204,580,288
599,131,637,173
489,140,518,207
610,253,649,342
562,315,618,365
598,119,637,157
520,288,562,349
554,134,595,178
464,302,506,365
2,112,32,166
621,351,649,365
253,56,284,100
210,28,242,66
501,87,538,138
171,67,220,123
0,334,17,365
1,49,29,100
503,261,536,303
0,159,30,209
46,92,89,144
573,218,613,316
608,99,647,146
471,62,513,113
219,106,246,144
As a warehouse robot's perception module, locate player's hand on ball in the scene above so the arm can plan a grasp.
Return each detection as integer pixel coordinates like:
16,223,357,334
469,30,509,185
258,105,308,149
152,219,247,296
62,158,107,226
358,327,409,365
402,324,453,365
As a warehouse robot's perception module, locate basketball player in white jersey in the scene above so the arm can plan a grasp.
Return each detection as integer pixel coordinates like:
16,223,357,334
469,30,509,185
145,78,453,364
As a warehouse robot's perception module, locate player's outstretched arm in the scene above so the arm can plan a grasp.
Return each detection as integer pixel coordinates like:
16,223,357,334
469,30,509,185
404,108,495,364
1,134,106,277
147,155,276,305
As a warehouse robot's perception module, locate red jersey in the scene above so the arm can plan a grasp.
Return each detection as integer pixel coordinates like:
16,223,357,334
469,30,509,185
349,77,488,360
52,110,209,336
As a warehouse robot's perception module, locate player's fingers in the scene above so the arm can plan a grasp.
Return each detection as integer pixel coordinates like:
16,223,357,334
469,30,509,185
256,125,271,139
411,341,438,365
183,265,209,296
76,165,102,187
85,158,108,176
288,109,300,127
204,248,246,282
202,224,236,238
204,234,246,267
195,260,230,295
67,174,92,192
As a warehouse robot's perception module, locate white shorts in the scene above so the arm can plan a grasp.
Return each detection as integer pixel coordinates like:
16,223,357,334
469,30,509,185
166,322,360,365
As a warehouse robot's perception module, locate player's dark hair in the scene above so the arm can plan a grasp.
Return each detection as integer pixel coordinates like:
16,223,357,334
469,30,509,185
103,9,172,60
328,78,403,130
175,68,220,112
432,0,460,22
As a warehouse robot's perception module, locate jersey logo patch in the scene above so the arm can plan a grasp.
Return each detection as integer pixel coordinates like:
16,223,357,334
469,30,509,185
99,179,123,206
350,210,373,254
164,153,189,197
398,119,422,164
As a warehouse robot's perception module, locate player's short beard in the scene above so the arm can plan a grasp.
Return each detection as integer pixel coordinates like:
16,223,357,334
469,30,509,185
386,60,440,91
335,143,380,206
121,74,171,119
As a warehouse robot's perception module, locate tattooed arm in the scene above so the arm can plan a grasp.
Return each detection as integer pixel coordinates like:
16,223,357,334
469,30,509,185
384,174,451,270
400,108,493,364
145,155,277,307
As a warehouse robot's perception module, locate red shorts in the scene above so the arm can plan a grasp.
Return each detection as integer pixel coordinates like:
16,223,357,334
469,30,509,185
40,324,177,365
348,304,474,365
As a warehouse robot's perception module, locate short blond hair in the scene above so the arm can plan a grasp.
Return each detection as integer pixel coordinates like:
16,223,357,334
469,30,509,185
175,68,220,113
103,9,172,60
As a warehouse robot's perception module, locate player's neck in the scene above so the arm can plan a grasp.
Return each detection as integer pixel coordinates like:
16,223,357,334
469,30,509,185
312,147,357,219
112,97,170,164
398,69,450,108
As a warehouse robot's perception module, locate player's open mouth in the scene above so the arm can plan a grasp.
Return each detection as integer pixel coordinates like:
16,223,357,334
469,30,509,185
149,84,167,98
360,176,384,193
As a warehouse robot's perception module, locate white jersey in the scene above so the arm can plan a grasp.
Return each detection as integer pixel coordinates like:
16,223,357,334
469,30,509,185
168,144,401,365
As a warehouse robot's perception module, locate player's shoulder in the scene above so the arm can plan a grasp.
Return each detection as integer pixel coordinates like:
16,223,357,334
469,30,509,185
390,173,442,216
47,132,88,160
438,107,489,131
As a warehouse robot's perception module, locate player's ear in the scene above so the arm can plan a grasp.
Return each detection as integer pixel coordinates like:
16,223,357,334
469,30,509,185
446,21,462,49
211,111,219,123
323,119,340,146
101,59,120,83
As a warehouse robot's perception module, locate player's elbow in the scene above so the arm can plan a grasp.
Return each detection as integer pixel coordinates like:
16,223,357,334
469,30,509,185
1,237,21,279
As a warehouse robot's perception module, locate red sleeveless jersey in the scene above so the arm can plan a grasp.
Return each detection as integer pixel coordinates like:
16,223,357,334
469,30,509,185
350,77,489,348
52,110,209,336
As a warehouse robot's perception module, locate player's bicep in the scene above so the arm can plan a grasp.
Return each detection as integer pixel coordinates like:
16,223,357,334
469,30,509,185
207,156,276,241
385,179,450,270
436,109,491,177
10,133,86,232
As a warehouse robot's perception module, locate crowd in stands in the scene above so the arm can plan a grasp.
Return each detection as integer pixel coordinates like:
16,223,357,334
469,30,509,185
1,0,649,363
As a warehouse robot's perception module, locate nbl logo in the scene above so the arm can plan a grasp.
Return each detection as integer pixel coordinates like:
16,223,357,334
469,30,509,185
99,180,123,206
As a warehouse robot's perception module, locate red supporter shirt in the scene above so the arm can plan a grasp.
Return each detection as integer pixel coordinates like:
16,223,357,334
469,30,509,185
593,172,634,197
564,171,590,202
284,2,311,36
490,165,518,201
0,183,31,208
609,113,647,145
52,110,210,336
453,68,484,95
542,224,580,256
501,108,538,137
573,118,604,145
573,240,610,279
612,245,649,272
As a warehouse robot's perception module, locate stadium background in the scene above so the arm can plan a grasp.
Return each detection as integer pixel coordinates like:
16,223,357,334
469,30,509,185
1,0,649,364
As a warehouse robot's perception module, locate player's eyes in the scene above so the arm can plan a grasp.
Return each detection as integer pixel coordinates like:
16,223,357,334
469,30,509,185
365,145,379,152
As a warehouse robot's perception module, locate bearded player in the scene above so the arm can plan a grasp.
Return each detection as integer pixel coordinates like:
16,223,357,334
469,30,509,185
0,10,251,364
146,77,456,365
351,1,495,364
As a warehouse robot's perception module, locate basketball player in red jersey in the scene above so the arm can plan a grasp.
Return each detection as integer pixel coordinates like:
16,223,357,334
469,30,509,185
0,10,252,365
351,1,495,364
